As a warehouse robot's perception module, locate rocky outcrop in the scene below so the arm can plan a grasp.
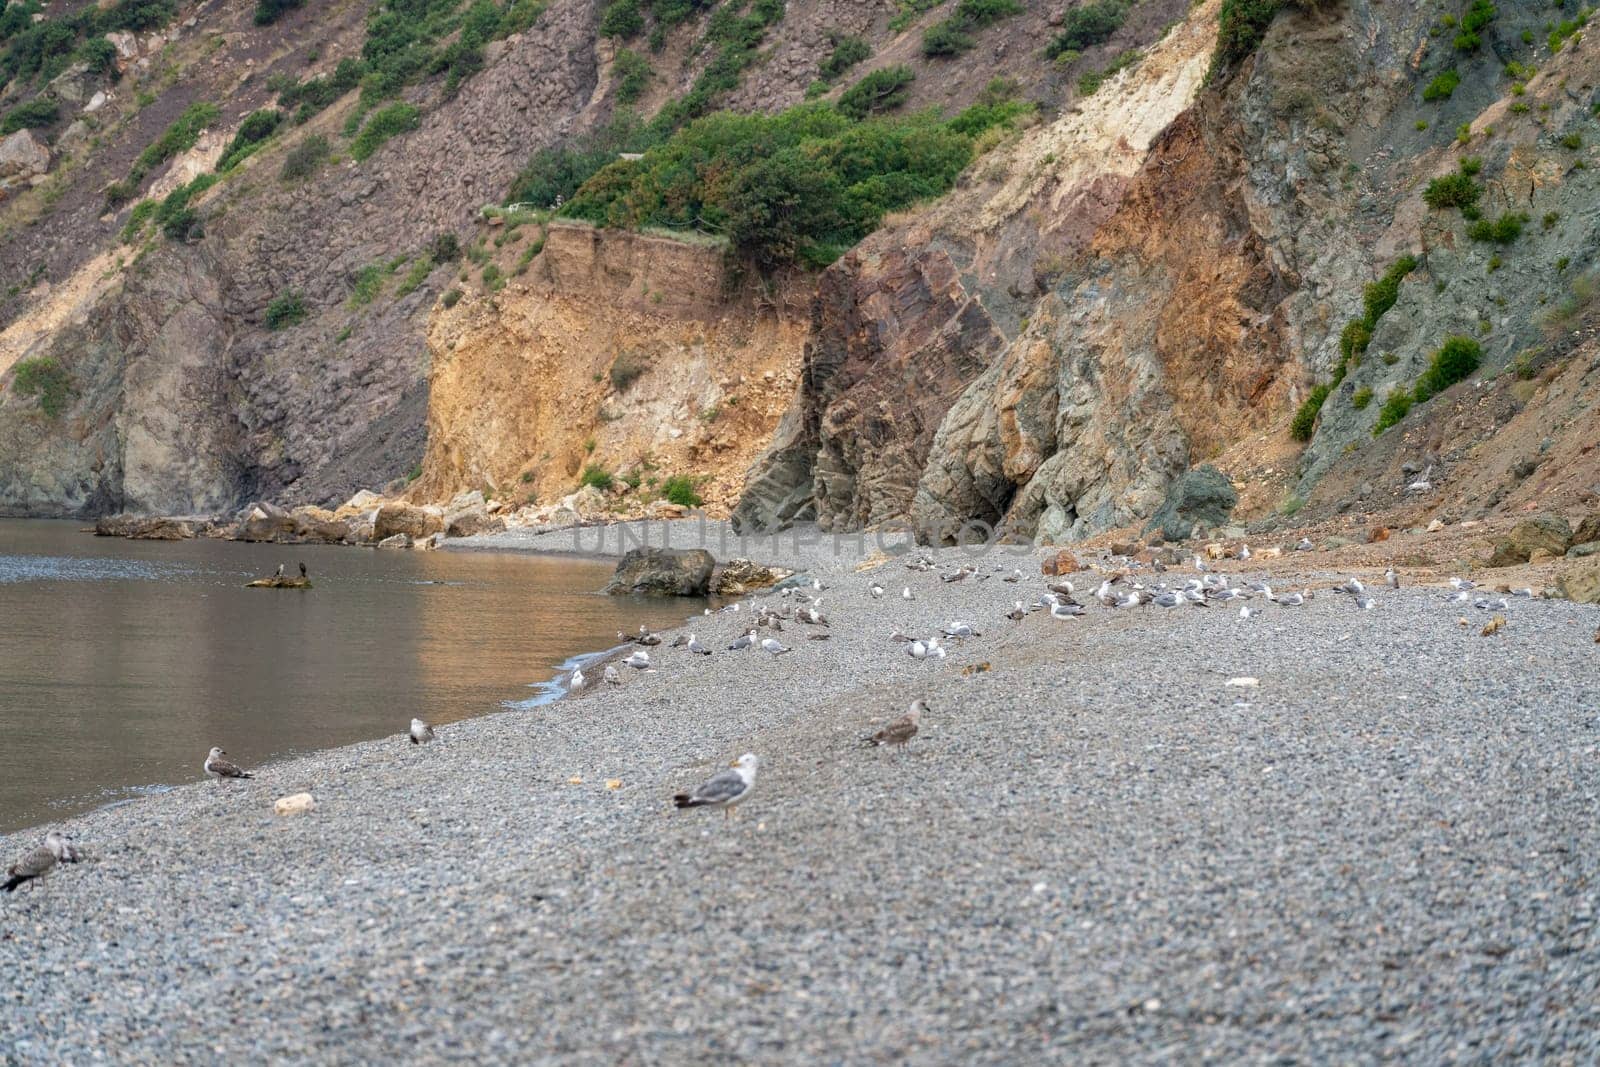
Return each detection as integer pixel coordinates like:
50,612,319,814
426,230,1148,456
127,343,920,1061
0,130,49,186
373,503,444,541
94,514,198,540
1487,515,1573,567
712,558,793,596
603,547,716,597
1142,466,1239,543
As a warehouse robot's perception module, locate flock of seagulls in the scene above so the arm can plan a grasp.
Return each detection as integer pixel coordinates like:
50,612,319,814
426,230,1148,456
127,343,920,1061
6,537,1559,890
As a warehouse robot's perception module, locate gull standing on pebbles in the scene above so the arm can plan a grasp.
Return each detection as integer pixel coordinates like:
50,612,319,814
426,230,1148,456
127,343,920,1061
4,833,74,892
1006,601,1027,622
604,664,622,686
410,718,435,745
1050,600,1084,619
728,629,758,651
870,583,884,599
674,753,759,819
760,637,792,656
1386,567,1399,589
686,634,711,656
204,747,253,781
865,700,926,748
570,666,587,691
902,586,914,601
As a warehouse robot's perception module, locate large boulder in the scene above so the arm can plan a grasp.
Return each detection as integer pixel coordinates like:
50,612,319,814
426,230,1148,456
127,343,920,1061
0,129,49,183
373,503,444,541
94,514,195,540
1556,560,1600,604
234,503,297,542
604,547,716,596
1487,514,1572,568
1141,466,1238,542
1570,510,1600,548
446,506,505,538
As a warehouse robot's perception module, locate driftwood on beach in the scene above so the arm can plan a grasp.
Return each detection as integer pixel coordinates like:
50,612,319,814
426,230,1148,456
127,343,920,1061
244,576,313,589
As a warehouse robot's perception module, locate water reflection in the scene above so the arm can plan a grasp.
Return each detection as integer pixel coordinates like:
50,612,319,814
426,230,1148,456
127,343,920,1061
0,520,704,831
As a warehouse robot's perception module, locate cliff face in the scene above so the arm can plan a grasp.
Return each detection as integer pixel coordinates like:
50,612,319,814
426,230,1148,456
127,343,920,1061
2,0,1598,537
737,0,1600,540
417,223,809,511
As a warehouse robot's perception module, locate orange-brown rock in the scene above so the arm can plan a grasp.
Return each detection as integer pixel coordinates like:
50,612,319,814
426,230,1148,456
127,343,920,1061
1041,550,1083,576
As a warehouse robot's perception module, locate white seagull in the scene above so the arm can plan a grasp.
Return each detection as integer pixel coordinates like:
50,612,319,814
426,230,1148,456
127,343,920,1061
623,650,651,670
204,747,253,781
570,666,587,691
410,718,435,745
870,583,884,598
673,753,759,819
901,586,914,600
604,664,622,685
728,629,758,651
686,633,711,656
760,637,792,656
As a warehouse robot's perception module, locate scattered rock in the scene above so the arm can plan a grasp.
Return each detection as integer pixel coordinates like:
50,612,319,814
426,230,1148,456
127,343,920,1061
1487,514,1572,567
1529,549,1559,565
713,559,793,596
273,793,316,816
445,506,505,538
1041,550,1083,575
1427,519,1445,533
375,533,412,549
1481,616,1506,637
1109,541,1141,558
1142,466,1238,543
603,547,716,596
1367,526,1390,543
0,129,49,182
1571,511,1600,547
1567,541,1600,558
245,575,312,589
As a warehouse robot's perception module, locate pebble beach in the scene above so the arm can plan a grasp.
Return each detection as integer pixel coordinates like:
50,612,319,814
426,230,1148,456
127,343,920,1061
3,524,1598,1062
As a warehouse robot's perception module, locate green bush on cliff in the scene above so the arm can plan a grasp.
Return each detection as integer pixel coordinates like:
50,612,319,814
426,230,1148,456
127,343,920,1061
1047,0,1128,59
253,0,303,24
579,464,614,490
922,0,1022,58
661,474,703,508
613,49,651,104
280,134,330,181
9,356,73,418
1413,335,1481,400
0,0,174,87
818,33,870,81
1422,171,1479,210
1373,388,1413,433
1466,211,1528,244
128,101,220,185
1422,68,1460,102
1209,0,1284,81
217,109,283,172
836,66,915,119
1289,383,1331,442
0,97,58,135
351,102,419,162
559,97,1028,273
264,292,308,330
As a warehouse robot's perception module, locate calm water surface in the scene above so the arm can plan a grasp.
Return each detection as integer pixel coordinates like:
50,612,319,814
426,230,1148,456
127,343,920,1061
0,520,704,832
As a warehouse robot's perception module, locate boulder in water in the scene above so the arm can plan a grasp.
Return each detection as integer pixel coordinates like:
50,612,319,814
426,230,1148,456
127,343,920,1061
603,547,715,596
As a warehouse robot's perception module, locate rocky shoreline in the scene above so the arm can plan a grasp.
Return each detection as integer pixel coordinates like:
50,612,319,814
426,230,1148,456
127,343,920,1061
4,527,1599,1061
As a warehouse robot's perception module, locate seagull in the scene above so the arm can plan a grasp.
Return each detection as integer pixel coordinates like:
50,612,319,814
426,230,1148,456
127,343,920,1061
865,700,926,748
1239,605,1253,619
673,753,758,819
623,650,651,670
410,718,435,745
1152,590,1183,608
728,629,758,651
1355,595,1376,610
604,664,622,685
1295,538,1314,552
942,621,979,638
1337,577,1366,596
1047,581,1075,596
1450,577,1475,591
901,586,914,600
636,626,662,646
1239,544,1251,561
298,562,307,579
204,747,253,781
1006,601,1027,622
1512,587,1534,598
570,666,587,691
275,563,285,578
1385,567,1399,589
1193,555,1210,572
3,833,74,893
760,637,792,656
1274,591,1305,607
686,633,711,656
1050,600,1084,619
908,639,930,660
870,583,884,598
1003,569,1022,583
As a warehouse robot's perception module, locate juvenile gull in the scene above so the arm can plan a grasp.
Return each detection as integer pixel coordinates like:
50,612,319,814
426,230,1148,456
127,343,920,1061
673,753,759,819
4,833,73,892
1006,601,1026,622
204,747,253,781
410,718,435,745
865,700,927,748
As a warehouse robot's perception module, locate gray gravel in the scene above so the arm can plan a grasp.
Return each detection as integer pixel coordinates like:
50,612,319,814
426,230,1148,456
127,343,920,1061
3,538,1599,1063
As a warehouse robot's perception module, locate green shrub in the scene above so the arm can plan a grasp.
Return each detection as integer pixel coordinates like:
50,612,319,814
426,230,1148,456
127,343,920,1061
1422,171,1479,210
1048,0,1127,59
921,21,972,56
9,356,73,417
280,133,329,180
598,0,642,37
579,463,614,490
217,108,282,171
396,256,434,296
922,0,1021,57
77,36,118,74
818,33,870,81
264,291,307,330
1459,156,1483,176
1373,389,1413,433
129,101,219,185
481,262,503,290
837,65,915,119
349,263,385,306
1413,335,1481,400
0,97,58,135
1351,386,1373,410
613,48,650,104
1422,69,1460,102
661,473,702,507
1339,319,1372,362
1289,382,1331,441
1559,131,1583,150
351,102,419,162
609,349,648,391
155,172,218,240
253,0,303,24
1210,0,1285,79
441,288,463,308
430,232,461,262
1466,211,1527,244
1362,254,1418,324
120,198,158,243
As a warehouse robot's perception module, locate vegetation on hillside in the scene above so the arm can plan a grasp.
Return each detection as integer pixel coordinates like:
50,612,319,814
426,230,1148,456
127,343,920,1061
0,0,170,87
9,356,73,417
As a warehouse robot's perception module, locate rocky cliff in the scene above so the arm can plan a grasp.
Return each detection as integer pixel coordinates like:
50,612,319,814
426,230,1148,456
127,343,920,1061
0,0,1597,543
